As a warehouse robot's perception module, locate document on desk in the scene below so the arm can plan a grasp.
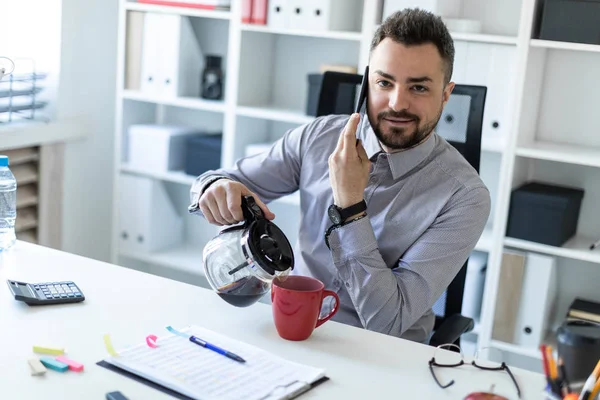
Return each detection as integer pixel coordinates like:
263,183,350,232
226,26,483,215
100,325,327,400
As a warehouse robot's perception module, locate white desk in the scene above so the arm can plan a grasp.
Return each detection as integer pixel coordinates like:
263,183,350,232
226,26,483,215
0,242,546,399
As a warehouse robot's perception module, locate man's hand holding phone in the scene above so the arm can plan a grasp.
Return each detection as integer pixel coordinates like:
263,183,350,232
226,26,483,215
328,113,370,214
199,179,275,226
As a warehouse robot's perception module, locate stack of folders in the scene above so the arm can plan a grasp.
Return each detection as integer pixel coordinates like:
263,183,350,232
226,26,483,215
137,0,232,10
97,325,328,400
567,298,600,325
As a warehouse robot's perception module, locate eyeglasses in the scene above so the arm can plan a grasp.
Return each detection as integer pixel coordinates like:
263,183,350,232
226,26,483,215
428,344,521,399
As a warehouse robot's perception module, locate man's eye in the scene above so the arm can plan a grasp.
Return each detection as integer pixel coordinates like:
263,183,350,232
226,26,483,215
376,80,391,88
412,85,428,92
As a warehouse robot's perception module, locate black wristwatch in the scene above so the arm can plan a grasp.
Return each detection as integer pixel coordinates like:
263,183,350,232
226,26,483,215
327,200,367,225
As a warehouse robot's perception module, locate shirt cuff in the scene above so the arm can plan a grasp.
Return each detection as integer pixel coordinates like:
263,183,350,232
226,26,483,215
188,175,231,215
327,216,378,262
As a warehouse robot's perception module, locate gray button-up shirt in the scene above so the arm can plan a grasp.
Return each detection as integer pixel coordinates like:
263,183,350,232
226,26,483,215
190,114,491,343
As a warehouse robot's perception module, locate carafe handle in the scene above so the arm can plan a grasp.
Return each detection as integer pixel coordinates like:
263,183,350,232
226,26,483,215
241,195,264,227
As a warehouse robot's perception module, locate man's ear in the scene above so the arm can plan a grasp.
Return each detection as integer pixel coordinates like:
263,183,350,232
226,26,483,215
442,82,455,106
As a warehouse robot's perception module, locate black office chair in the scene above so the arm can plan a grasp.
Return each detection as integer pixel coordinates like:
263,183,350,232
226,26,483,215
316,70,487,347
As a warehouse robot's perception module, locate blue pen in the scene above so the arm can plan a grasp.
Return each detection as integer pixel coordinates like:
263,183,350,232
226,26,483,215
189,335,246,363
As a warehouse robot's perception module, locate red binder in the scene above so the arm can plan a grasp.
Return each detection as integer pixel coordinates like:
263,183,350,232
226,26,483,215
242,0,253,23
250,0,268,25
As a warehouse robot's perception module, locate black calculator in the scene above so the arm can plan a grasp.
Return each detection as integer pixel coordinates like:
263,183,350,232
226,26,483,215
6,280,85,305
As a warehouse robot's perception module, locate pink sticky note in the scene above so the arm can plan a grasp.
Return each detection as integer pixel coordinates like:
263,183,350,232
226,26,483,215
55,355,84,372
146,334,158,348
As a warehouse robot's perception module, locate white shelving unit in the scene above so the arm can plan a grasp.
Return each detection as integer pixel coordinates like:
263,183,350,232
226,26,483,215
111,0,600,372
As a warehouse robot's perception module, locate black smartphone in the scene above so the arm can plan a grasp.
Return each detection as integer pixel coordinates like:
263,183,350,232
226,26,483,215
354,65,369,114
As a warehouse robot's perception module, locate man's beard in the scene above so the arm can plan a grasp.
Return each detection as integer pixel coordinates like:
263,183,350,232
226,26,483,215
371,107,442,151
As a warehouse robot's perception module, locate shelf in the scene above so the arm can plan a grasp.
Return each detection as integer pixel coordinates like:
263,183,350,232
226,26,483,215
121,164,197,186
516,140,600,168
475,227,494,253
237,105,315,125
0,119,84,151
531,39,600,53
1,147,39,165
451,32,518,45
490,331,556,360
504,235,600,264
11,164,38,185
124,2,231,20
121,90,226,113
241,24,363,41
120,242,205,276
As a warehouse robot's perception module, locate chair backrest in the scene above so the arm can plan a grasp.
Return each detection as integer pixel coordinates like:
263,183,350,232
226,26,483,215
316,70,487,330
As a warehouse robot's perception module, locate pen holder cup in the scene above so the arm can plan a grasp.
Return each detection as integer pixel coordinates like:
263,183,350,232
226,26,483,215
557,321,600,382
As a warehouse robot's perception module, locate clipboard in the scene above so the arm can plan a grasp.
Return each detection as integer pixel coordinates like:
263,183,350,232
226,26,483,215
96,325,330,400
97,360,329,400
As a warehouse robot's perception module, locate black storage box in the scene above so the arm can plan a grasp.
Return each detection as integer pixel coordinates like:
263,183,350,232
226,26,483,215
306,73,356,116
184,134,222,176
539,0,600,45
506,181,584,246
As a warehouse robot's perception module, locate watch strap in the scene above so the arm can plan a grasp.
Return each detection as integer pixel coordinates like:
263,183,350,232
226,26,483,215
337,200,367,220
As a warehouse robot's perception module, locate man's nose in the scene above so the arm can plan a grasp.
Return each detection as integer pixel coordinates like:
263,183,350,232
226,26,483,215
388,88,410,112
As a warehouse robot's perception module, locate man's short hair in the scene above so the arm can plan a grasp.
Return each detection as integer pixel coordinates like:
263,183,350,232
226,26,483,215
370,8,455,84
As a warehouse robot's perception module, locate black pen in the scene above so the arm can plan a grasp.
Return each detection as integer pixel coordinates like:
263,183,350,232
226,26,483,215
590,238,600,250
189,335,246,363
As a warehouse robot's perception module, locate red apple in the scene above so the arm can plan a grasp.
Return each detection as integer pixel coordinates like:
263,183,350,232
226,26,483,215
464,392,509,400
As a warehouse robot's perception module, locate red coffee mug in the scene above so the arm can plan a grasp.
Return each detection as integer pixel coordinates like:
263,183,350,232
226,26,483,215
271,275,340,341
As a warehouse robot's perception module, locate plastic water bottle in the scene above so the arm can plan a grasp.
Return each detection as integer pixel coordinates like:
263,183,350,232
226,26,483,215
0,155,16,251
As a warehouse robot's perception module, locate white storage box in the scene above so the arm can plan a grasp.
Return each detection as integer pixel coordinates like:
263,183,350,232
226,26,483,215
383,0,462,20
118,174,183,254
128,124,202,174
286,0,362,32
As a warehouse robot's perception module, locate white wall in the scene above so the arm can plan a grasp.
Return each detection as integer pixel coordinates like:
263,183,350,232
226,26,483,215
58,0,119,261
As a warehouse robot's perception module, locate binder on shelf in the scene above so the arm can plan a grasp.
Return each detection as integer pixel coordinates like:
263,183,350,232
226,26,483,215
512,253,557,348
382,0,462,20
250,0,267,25
136,0,231,10
267,0,287,29
306,0,362,32
125,11,145,90
118,174,183,254
492,250,526,343
242,0,253,23
140,13,202,98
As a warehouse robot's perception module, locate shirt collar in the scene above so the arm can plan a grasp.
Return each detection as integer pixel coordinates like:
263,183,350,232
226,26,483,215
358,117,437,180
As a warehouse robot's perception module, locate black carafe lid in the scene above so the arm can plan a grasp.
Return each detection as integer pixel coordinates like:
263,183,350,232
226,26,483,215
248,220,294,275
241,196,294,275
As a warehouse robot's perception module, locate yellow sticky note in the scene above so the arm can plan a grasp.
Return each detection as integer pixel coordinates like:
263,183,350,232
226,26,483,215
32,345,65,355
103,334,118,357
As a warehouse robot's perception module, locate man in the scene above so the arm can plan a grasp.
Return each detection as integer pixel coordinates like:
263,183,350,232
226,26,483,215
189,9,491,343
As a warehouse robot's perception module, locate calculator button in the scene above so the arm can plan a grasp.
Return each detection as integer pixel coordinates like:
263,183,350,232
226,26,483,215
60,294,67,298
74,293,82,297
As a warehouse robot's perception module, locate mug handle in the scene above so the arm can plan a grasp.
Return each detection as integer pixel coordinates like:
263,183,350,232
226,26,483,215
315,290,340,328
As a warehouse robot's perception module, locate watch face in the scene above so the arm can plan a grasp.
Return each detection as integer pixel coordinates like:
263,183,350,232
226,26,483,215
328,205,342,225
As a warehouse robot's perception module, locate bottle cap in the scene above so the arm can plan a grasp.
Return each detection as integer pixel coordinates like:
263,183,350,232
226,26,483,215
0,155,8,167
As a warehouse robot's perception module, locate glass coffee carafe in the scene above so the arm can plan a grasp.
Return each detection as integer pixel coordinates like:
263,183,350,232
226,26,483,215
202,195,294,307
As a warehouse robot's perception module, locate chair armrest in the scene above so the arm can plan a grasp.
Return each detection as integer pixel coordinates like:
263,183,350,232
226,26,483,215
429,314,475,347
